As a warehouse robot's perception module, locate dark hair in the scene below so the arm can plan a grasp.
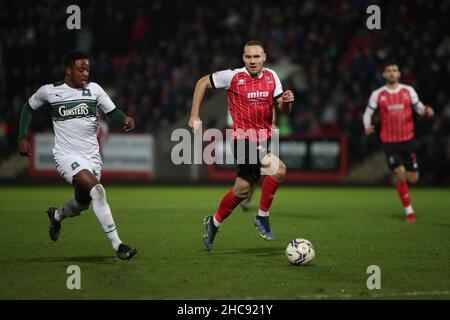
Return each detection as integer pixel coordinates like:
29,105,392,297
64,51,89,68
244,40,264,51
383,59,399,70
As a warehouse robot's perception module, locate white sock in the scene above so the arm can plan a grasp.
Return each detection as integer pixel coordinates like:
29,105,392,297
258,209,269,217
54,209,65,222
89,184,122,251
213,215,221,227
56,197,89,222
405,205,414,216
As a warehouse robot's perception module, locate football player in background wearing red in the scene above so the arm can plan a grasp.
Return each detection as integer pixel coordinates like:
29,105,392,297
363,60,434,223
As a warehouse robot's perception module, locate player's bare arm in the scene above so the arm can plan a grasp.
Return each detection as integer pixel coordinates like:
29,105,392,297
425,105,434,117
277,90,294,114
413,99,434,118
364,125,375,135
272,108,277,129
189,75,212,132
123,116,135,132
18,139,32,157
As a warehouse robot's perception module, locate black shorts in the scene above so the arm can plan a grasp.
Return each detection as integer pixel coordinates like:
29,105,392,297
383,139,419,171
232,139,270,184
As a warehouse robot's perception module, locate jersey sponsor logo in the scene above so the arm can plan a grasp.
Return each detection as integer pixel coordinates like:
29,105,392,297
51,100,96,120
387,104,404,111
247,91,269,99
59,103,90,117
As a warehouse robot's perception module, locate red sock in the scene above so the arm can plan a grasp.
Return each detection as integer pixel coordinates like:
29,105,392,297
396,181,411,207
259,176,280,212
214,190,241,223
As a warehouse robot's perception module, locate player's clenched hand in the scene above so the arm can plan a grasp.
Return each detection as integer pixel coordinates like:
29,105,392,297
188,116,201,133
365,125,375,135
282,90,294,103
18,139,31,157
425,106,434,117
123,116,135,132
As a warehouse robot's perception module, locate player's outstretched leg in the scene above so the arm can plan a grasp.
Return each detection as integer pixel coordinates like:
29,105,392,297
46,196,90,241
256,158,286,241
116,243,138,260
255,215,274,241
47,207,61,241
203,215,219,252
395,167,418,223
396,180,414,222
89,184,137,260
240,183,256,211
204,185,245,251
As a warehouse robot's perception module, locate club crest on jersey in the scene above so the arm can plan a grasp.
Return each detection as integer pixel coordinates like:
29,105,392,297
58,103,90,117
248,91,269,99
266,76,273,83
82,89,91,96
237,78,245,85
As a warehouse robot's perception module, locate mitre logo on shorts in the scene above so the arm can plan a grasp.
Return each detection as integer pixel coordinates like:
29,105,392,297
247,91,269,99
59,103,90,117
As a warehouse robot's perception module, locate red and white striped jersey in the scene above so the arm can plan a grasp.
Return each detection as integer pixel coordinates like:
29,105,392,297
211,67,283,142
367,84,422,143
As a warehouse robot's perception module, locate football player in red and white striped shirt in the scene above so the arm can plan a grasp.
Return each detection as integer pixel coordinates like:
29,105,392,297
363,60,434,222
189,40,294,251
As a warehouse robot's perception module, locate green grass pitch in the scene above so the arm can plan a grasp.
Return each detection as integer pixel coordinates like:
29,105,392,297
0,186,449,299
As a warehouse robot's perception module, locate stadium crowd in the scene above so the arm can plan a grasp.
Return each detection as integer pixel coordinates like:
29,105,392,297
1,0,449,183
